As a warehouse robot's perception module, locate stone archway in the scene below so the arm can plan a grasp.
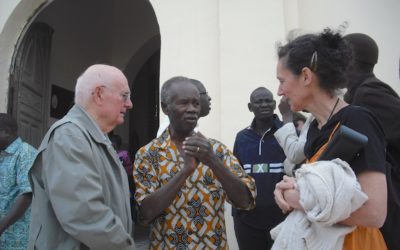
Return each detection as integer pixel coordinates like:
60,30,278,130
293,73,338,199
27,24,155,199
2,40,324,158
2,0,161,150
0,0,51,112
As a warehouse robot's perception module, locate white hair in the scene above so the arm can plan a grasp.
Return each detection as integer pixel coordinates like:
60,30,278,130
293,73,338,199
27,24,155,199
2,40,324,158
74,64,122,107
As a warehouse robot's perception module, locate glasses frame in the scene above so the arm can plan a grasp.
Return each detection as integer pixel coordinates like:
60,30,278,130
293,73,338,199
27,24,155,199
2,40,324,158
100,85,131,102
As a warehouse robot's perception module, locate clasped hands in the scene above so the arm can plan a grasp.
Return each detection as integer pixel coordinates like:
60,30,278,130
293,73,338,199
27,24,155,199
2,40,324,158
274,175,301,214
182,132,213,168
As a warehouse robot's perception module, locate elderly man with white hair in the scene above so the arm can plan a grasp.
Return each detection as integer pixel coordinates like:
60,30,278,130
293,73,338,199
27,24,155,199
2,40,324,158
28,64,135,250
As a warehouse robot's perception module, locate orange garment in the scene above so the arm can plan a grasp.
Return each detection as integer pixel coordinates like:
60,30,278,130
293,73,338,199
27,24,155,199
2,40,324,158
343,226,386,250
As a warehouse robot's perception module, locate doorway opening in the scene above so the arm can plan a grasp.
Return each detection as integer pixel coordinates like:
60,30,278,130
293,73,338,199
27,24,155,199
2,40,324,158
8,0,161,155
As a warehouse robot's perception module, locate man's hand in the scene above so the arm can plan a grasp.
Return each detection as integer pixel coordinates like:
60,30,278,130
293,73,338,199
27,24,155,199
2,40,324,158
0,193,32,236
183,132,216,167
278,96,294,124
183,132,254,209
183,150,198,173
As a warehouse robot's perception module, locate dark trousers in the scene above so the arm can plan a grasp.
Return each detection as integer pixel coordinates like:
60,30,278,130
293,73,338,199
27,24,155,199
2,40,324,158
233,216,273,250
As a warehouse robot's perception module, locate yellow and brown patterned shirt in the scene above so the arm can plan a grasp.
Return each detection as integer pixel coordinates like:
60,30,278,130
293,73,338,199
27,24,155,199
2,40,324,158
133,130,256,250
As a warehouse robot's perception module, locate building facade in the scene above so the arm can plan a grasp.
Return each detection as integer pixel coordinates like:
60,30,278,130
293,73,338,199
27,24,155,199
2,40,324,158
1,0,399,249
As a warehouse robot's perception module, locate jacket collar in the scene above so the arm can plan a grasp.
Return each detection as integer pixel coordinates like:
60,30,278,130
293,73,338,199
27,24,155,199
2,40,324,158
67,104,110,145
67,105,127,173
248,114,281,133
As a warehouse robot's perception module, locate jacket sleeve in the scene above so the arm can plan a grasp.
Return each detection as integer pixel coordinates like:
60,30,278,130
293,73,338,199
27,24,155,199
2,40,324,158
274,122,307,164
132,146,160,206
353,84,400,145
42,126,134,250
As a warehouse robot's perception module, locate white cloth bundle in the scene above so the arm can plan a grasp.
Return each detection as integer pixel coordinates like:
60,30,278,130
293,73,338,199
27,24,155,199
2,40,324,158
270,158,368,250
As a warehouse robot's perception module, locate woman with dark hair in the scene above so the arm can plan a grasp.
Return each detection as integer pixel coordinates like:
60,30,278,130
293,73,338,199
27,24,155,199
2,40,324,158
273,29,387,249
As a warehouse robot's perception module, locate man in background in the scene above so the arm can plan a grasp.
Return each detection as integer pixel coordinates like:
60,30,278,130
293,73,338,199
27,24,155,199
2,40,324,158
344,32,400,250
232,87,286,249
0,113,36,250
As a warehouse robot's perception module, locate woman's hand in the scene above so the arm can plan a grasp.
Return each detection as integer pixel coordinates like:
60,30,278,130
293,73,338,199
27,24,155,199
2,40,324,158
274,175,296,213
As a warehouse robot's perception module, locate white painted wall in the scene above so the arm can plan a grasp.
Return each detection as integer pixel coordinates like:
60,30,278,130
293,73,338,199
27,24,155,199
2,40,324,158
219,0,286,148
150,0,221,141
0,1,19,28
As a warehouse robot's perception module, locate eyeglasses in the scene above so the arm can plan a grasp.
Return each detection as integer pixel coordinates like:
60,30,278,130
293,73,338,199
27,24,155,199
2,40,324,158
100,85,131,102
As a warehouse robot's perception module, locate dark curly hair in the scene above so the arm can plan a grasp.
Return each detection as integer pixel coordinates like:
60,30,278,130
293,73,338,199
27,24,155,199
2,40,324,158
0,113,18,136
277,28,353,93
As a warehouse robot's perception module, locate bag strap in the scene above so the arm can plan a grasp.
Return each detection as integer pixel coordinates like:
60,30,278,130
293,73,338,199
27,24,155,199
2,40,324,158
307,122,341,163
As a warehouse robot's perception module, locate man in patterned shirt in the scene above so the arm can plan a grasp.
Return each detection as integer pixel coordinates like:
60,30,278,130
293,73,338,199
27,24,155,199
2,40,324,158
133,76,256,249
0,113,37,250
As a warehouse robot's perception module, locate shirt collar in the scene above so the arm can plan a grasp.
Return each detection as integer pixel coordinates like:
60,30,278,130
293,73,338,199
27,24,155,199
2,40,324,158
248,114,280,132
156,127,173,150
3,137,22,155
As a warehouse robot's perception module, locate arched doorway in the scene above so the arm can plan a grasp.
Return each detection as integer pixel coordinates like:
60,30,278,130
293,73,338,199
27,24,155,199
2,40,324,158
8,0,161,152
124,34,161,158
8,22,53,148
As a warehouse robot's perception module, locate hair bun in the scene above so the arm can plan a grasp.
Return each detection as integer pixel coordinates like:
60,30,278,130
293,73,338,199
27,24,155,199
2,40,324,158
320,28,343,49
